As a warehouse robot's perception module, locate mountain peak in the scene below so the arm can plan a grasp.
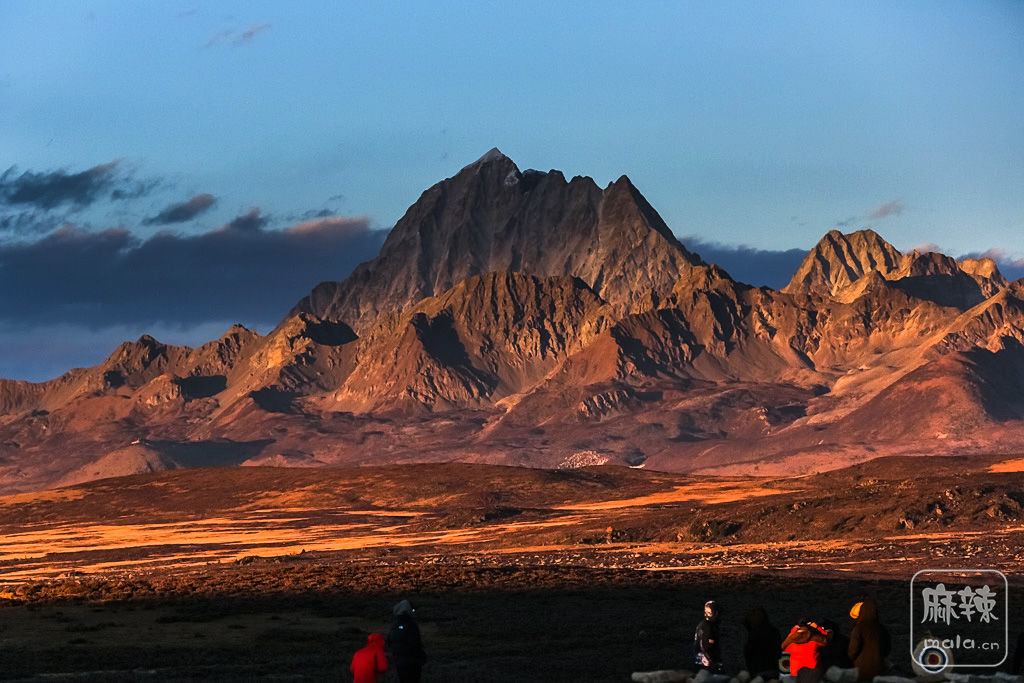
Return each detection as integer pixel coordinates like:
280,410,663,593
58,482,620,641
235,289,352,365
475,147,508,164
783,228,902,297
783,229,1007,308
293,154,699,330
455,148,519,178
959,256,1005,283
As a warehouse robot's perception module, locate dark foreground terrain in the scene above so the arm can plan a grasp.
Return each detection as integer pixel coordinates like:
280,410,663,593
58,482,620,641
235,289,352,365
5,561,1022,682
1,456,1023,680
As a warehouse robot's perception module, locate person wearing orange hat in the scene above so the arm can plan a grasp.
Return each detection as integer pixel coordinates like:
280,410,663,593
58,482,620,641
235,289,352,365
848,599,891,681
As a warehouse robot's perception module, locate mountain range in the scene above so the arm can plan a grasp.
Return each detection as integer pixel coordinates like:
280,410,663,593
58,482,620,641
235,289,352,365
3,149,1024,493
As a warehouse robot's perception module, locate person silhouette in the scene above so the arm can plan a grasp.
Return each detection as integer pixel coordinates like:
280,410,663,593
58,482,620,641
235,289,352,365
694,600,724,673
744,606,782,677
848,600,890,681
350,632,387,683
387,599,426,683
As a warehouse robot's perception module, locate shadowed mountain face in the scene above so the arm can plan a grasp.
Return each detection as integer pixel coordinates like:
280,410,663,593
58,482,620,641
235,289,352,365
2,152,1024,492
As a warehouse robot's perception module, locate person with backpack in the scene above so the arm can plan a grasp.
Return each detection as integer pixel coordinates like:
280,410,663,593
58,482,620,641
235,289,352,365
387,599,426,683
350,632,387,683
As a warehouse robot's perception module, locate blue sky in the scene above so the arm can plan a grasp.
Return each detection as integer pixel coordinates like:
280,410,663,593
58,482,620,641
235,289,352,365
1,1,1023,380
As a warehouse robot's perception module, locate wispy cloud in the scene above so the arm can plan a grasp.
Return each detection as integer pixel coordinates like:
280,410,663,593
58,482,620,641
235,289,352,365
868,199,904,221
0,161,162,237
1,161,119,209
0,211,66,236
204,28,234,48
143,194,216,225
236,23,270,45
0,160,159,213
909,242,942,254
295,208,335,221
833,198,906,230
205,23,271,48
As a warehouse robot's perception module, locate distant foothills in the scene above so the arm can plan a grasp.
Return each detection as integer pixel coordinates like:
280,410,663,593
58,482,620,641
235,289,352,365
2,149,1024,493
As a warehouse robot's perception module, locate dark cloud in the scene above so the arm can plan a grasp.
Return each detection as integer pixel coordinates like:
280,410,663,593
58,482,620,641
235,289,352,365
143,193,217,225
682,236,807,290
224,208,268,232
0,161,158,212
287,208,336,222
110,176,161,201
0,161,118,209
0,216,387,330
868,199,904,221
0,211,65,235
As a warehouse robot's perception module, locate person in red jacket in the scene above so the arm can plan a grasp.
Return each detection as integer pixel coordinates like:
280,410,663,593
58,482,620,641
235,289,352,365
782,620,831,683
350,632,388,683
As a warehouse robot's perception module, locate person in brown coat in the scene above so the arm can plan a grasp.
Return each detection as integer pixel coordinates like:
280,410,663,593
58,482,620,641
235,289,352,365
848,600,891,681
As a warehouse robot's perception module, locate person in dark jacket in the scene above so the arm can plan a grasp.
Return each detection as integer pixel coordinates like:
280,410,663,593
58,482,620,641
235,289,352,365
350,632,387,683
694,600,724,673
387,599,426,683
818,618,852,671
743,606,782,677
848,600,890,681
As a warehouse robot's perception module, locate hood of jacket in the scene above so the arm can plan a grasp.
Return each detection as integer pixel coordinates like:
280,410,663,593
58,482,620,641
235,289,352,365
856,599,879,623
